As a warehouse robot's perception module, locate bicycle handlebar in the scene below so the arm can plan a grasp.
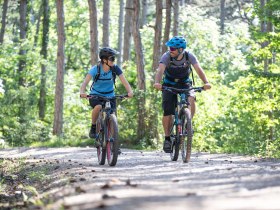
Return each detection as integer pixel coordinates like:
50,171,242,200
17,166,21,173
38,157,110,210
84,94,128,101
162,86,204,94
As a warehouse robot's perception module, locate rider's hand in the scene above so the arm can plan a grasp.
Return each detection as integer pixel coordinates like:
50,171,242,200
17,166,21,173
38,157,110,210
203,83,211,90
127,92,133,98
80,93,87,98
153,83,162,90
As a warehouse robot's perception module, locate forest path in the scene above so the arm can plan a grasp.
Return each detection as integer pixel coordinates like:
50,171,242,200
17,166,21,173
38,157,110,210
1,147,280,210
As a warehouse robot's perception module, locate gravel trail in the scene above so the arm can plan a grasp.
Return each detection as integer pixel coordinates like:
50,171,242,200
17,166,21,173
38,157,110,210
1,147,280,210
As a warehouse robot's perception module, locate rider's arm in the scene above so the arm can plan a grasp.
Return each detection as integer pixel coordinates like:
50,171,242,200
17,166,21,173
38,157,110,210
153,63,166,90
80,74,92,98
118,74,133,97
192,63,211,90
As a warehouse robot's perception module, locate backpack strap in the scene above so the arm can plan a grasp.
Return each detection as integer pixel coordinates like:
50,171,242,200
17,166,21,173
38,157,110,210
185,51,195,86
111,65,117,88
90,63,101,91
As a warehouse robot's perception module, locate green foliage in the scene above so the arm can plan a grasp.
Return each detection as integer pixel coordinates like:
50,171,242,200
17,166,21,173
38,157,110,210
211,75,280,156
1,0,279,158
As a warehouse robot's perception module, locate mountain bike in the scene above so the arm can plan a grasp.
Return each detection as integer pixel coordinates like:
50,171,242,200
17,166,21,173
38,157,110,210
87,95,127,166
162,86,204,163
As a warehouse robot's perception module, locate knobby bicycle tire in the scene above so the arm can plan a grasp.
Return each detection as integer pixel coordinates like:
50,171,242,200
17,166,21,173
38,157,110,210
170,120,180,161
182,109,193,163
105,114,119,166
97,117,106,165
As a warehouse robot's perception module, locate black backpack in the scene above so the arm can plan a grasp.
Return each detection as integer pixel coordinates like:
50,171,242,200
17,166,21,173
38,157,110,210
169,51,195,85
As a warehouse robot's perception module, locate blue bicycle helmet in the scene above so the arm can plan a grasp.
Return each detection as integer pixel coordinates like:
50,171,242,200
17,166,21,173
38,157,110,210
165,36,187,49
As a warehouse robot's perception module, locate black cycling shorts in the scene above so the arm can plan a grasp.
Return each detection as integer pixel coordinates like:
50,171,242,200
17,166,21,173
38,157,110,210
89,95,116,111
162,83,195,116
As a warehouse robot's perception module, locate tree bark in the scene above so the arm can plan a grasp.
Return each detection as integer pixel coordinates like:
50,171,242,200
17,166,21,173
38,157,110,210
132,0,146,143
123,0,133,62
117,0,124,66
39,0,50,120
102,0,110,46
88,0,99,65
149,0,162,144
172,0,179,36
152,0,162,73
0,0,9,44
53,0,65,136
162,0,171,53
18,0,27,86
33,3,43,48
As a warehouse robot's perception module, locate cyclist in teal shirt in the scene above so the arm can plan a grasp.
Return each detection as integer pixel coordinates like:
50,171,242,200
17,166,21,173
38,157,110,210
80,47,133,138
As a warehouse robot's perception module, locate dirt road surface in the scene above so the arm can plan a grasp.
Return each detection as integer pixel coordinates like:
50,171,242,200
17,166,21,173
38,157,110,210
1,147,280,210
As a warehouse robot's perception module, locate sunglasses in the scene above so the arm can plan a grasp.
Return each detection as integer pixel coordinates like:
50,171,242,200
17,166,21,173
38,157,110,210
108,56,115,62
169,47,178,52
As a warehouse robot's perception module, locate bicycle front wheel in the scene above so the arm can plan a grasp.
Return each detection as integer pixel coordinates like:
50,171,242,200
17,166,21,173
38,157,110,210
97,120,106,165
181,109,193,163
170,121,180,161
105,114,119,166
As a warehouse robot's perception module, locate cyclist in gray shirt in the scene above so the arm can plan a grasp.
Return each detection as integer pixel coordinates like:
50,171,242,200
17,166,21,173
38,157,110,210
154,36,211,153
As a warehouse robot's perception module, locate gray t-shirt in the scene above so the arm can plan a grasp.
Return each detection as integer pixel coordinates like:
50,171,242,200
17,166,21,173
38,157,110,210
159,50,198,85
159,50,198,67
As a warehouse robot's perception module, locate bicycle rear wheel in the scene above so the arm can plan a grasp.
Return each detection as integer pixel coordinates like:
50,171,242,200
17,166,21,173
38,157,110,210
170,122,180,161
97,120,106,165
181,109,193,163
105,114,119,166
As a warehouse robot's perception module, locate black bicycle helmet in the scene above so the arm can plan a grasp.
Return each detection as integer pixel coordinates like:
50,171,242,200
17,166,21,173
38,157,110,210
99,47,119,59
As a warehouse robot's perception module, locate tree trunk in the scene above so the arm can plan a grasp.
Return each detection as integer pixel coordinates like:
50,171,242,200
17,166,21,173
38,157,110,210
148,0,162,145
140,0,147,28
0,0,9,44
53,0,65,136
117,0,124,66
161,0,171,54
172,0,179,36
88,0,99,65
39,0,50,120
18,0,27,86
102,0,110,47
220,0,226,34
33,3,43,48
260,0,268,73
152,0,162,73
266,0,274,142
123,0,133,62
132,0,146,143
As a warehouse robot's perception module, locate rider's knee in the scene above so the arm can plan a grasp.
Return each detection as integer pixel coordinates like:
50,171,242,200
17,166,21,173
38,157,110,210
93,104,102,111
188,96,196,104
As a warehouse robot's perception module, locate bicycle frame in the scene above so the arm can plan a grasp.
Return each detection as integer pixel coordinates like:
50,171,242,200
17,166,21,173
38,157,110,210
171,92,189,137
87,94,127,166
163,86,203,162
97,102,113,147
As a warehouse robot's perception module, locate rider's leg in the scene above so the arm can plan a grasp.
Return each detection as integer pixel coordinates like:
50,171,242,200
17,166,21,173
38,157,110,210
188,96,196,119
89,98,103,138
88,105,102,138
162,90,176,152
163,115,173,136
91,105,102,124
